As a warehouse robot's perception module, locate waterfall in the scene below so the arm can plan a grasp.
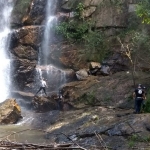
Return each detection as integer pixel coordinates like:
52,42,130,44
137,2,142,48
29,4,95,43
0,0,13,101
40,0,57,65
35,0,67,95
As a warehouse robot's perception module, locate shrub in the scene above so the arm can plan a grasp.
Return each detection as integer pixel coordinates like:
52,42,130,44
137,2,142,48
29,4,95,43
79,92,96,106
143,89,150,113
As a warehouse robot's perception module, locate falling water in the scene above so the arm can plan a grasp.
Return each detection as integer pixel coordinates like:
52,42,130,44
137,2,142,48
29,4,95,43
40,0,57,65
36,0,68,94
0,0,13,101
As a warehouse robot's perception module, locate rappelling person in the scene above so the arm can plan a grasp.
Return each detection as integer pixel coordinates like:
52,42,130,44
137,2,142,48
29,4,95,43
35,78,48,96
133,84,146,114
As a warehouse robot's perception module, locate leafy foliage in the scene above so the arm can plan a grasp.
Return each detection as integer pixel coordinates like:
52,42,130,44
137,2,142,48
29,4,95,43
79,92,96,106
55,2,109,62
56,21,88,41
74,2,84,19
82,30,109,62
143,90,150,113
136,0,150,24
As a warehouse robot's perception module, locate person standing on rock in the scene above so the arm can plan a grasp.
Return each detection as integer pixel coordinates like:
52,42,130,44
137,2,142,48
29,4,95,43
133,84,146,114
35,78,48,96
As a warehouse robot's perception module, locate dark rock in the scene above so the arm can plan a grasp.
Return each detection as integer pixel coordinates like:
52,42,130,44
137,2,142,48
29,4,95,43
100,65,110,75
32,96,58,112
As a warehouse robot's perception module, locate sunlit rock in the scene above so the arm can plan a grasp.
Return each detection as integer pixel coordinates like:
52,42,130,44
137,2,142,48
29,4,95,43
89,62,101,70
76,69,89,80
0,99,22,124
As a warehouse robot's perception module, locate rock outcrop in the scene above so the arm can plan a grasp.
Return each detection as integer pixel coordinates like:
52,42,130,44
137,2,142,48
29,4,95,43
32,96,58,112
0,99,22,124
10,26,43,90
9,0,136,92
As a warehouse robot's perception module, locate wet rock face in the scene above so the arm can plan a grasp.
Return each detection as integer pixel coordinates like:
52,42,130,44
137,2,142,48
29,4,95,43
0,99,22,124
10,26,43,90
11,0,33,27
22,0,47,25
11,0,47,27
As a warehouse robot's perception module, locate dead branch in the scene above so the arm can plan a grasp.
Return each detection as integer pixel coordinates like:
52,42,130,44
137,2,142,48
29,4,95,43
95,132,109,150
117,37,136,87
0,140,83,149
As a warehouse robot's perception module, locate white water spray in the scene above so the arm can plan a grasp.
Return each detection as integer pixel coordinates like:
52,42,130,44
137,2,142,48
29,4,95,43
35,0,68,94
0,0,13,101
40,0,57,65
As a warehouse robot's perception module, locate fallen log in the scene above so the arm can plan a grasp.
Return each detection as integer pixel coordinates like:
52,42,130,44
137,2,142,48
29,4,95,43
0,140,84,149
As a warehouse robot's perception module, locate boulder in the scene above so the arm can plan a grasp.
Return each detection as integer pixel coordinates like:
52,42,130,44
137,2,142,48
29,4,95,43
76,69,89,80
103,52,130,73
0,99,22,124
89,62,101,69
32,96,58,112
100,65,110,75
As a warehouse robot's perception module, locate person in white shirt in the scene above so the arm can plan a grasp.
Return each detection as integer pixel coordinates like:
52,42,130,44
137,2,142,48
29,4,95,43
35,78,48,96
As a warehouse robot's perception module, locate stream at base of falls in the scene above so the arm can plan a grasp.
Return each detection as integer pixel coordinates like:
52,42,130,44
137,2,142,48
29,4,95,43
0,100,60,144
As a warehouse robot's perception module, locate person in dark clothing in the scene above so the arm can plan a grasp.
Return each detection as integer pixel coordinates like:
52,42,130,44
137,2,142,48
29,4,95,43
35,78,48,96
57,89,63,110
133,84,146,114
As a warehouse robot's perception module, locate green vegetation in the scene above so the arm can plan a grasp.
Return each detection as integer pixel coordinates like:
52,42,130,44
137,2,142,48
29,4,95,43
56,2,109,62
128,134,150,148
56,0,150,67
82,30,109,62
128,134,138,148
143,90,150,113
74,2,84,19
56,21,89,40
79,92,96,106
136,0,150,24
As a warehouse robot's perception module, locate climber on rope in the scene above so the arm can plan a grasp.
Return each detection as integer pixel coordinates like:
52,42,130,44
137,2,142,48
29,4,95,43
35,78,48,96
133,84,146,114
